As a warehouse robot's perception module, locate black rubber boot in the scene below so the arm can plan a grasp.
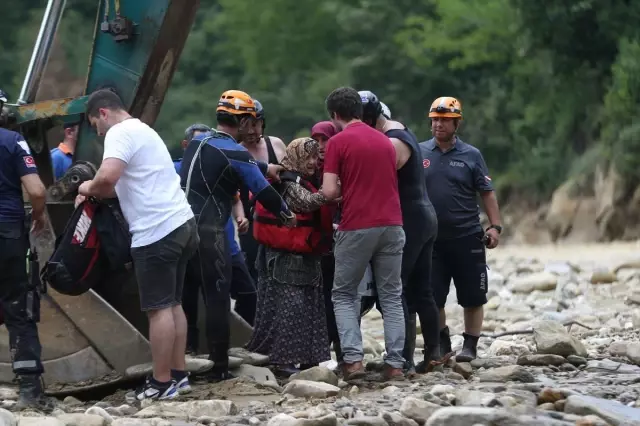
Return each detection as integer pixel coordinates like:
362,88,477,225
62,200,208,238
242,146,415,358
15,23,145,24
415,345,440,374
402,314,417,373
455,333,479,362
439,326,452,359
15,375,54,412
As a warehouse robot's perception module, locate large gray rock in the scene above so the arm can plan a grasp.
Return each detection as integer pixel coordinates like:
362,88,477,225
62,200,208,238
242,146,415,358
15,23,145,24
517,354,567,366
290,367,339,386
533,320,588,357
510,271,557,293
565,394,640,425
454,389,499,407
228,347,270,366
424,407,520,426
267,413,337,426
477,365,535,383
0,408,15,426
55,413,106,426
134,400,237,421
124,357,213,379
282,380,340,399
399,397,441,425
381,411,419,426
231,364,278,386
16,418,65,426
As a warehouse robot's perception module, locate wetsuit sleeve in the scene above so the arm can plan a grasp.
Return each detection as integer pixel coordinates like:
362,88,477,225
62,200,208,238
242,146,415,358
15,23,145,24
227,151,291,217
13,134,38,177
472,151,494,192
255,160,268,176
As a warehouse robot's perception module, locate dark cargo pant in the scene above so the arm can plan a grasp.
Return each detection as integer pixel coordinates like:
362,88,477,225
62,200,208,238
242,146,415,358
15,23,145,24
0,223,43,376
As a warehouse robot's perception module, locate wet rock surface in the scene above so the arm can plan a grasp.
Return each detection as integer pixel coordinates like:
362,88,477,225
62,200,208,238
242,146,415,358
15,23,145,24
4,245,640,425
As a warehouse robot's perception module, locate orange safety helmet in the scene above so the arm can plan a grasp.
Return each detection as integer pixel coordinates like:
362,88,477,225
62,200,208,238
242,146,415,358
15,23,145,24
216,90,257,117
428,97,463,119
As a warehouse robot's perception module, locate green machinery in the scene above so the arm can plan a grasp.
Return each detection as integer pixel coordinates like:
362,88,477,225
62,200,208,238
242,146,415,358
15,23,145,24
0,0,251,392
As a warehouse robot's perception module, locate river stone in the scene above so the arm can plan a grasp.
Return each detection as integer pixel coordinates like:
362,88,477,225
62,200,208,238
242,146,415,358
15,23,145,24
231,365,278,386
124,357,214,379
477,365,535,383
228,347,270,366
399,397,441,425
134,400,236,421
533,320,588,357
454,389,499,407
268,413,337,426
346,417,388,426
590,269,617,284
517,354,567,366
381,411,419,426
112,419,172,426
56,413,106,426
565,394,640,425
290,367,339,386
510,271,558,293
452,362,473,379
85,406,114,423
283,380,340,399
488,340,531,357
424,407,519,425
16,418,64,426
0,409,15,426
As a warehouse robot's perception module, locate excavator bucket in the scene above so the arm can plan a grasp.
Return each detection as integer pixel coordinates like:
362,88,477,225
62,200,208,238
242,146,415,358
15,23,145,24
0,0,252,393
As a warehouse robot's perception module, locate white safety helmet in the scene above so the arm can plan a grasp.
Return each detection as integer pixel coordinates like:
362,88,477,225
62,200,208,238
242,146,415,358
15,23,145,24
381,102,391,119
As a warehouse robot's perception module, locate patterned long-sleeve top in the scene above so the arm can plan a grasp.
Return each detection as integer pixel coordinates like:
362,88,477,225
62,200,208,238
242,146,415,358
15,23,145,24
281,181,327,214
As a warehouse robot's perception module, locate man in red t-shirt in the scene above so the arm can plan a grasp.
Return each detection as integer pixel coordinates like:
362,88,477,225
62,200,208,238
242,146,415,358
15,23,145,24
321,87,406,381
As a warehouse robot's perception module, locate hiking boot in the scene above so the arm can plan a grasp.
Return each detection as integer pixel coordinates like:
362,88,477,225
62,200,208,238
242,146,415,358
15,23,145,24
440,326,453,359
171,369,191,394
15,375,55,412
402,314,417,373
342,361,366,380
129,377,178,401
382,364,405,381
455,333,479,362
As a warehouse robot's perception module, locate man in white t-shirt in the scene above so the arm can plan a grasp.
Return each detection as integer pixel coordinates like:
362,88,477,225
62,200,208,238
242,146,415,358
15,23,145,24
78,89,198,401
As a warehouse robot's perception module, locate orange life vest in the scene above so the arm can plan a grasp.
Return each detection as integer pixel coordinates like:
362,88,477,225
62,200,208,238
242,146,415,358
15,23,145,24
252,172,333,255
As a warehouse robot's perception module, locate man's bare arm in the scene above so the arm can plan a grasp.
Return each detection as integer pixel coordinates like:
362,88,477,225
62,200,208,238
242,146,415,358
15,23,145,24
390,137,412,170
78,158,124,198
480,191,501,226
321,172,341,201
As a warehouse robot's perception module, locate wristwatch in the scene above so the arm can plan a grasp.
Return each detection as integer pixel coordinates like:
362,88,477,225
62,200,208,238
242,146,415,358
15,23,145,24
487,224,503,234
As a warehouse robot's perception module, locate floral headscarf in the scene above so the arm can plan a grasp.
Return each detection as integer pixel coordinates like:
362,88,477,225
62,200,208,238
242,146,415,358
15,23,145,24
280,137,318,176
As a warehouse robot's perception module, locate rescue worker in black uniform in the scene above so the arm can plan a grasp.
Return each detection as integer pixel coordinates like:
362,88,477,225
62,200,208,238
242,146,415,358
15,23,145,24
180,90,295,382
359,90,446,374
0,89,51,409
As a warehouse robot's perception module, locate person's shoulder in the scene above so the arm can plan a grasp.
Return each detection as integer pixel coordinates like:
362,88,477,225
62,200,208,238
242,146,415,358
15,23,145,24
268,136,286,149
0,127,22,145
456,138,483,157
419,137,436,149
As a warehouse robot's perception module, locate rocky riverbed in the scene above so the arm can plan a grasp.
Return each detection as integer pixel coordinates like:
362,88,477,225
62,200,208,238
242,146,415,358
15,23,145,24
3,242,640,426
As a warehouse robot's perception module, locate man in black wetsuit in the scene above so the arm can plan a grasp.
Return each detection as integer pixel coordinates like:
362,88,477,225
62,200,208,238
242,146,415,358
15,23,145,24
359,90,444,373
180,90,295,382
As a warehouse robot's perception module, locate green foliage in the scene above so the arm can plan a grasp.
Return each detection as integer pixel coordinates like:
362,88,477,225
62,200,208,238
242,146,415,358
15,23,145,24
2,0,640,201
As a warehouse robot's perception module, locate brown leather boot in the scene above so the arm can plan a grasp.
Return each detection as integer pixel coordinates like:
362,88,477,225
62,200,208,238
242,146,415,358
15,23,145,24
342,361,366,380
382,364,405,381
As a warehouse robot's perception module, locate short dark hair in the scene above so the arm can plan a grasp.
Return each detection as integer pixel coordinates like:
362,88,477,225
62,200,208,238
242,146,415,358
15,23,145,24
184,123,211,141
326,87,363,121
86,89,126,118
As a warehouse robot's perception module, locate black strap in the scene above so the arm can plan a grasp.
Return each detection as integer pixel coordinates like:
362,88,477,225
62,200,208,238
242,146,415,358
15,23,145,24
255,216,315,227
264,136,278,164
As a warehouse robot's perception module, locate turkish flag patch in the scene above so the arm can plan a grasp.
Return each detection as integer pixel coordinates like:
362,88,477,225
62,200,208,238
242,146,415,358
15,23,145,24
24,156,36,168
423,159,431,168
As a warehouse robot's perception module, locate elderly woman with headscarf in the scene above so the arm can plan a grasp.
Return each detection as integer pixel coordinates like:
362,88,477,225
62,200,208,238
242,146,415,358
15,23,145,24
245,138,335,376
